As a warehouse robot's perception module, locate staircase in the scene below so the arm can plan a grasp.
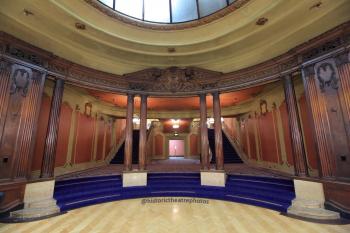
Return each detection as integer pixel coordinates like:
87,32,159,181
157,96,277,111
208,129,242,164
54,173,295,213
110,130,140,164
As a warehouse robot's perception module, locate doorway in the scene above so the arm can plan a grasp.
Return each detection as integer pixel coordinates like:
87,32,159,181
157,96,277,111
169,140,185,157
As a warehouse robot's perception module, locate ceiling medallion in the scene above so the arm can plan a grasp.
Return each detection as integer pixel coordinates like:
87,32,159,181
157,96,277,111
75,22,86,30
310,2,322,10
256,17,268,26
23,9,34,16
85,0,251,31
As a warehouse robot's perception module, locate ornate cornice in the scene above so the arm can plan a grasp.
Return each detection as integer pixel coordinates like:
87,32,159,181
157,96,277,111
84,0,251,31
0,21,349,96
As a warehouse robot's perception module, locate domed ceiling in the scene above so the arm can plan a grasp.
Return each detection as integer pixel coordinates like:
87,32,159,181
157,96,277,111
0,0,350,75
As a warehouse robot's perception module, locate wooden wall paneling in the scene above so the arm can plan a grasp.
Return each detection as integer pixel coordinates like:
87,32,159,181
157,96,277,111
335,53,350,180
41,79,65,178
0,62,46,213
314,59,350,179
302,68,335,178
323,181,350,216
0,65,33,179
0,61,11,146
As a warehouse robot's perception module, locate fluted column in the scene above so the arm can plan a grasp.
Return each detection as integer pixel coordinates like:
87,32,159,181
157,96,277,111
283,74,309,177
124,93,134,171
40,78,65,178
199,94,209,170
138,95,147,171
212,92,224,170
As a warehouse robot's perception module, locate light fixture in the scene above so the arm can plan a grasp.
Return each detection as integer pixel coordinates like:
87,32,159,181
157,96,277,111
133,117,140,125
171,119,180,129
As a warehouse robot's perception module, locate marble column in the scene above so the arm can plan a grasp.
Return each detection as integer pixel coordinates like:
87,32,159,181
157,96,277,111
212,92,224,170
199,94,210,170
283,74,309,177
40,78,65,178
124,93,134,171
138,95,147,171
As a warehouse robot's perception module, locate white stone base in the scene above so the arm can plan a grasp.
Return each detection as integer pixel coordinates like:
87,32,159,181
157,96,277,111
10,180,60,219
200,170,226,187
287,179,340,220
122,171,147,187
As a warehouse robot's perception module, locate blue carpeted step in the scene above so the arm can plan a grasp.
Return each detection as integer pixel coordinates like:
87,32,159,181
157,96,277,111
55,179,122,193
227,175,293,185
55,175,121,186
226,181,294,193
54,173,295,214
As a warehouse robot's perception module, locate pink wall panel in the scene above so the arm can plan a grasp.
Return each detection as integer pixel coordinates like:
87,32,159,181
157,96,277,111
169,140,185,156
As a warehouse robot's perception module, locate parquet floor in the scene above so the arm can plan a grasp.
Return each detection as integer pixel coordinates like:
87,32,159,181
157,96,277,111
1,198,349,233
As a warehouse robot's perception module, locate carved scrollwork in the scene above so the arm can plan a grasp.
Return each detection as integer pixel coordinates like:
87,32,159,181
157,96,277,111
315,60,339,92
5,44,44,66
124,67,221,93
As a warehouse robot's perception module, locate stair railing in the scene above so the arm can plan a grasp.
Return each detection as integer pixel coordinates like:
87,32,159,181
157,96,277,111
105,128,126,164
222,122,247,162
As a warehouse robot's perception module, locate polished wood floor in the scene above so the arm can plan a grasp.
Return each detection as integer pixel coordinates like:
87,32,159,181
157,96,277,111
1,198,349,233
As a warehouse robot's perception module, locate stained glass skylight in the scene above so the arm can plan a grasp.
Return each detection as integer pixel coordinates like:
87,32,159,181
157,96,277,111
98,0,235,24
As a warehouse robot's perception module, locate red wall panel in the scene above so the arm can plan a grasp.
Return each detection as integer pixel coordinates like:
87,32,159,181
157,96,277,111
155,134,163,156
96,120,105,161
257,112,279,163
247,118,257,160
54,102,73,167
115,119,126,145
240,121,249,156
105,122,112,158
32,95,51,171
190,134,198,156
74,113,95,164
279,102,294,165
299,94,318,169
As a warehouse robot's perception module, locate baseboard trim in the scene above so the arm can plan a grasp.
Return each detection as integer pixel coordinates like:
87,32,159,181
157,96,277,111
325,201,350,219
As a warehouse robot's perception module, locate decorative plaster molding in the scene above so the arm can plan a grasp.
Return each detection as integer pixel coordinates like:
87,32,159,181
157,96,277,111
0,21,349,96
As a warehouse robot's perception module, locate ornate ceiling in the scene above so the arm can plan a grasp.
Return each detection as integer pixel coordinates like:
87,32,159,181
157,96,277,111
1,0,349,76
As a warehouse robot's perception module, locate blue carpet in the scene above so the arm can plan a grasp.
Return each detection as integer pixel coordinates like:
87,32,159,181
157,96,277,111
54,173,295,213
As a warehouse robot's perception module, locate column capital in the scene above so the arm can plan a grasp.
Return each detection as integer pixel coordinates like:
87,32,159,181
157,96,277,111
211,91,220,97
